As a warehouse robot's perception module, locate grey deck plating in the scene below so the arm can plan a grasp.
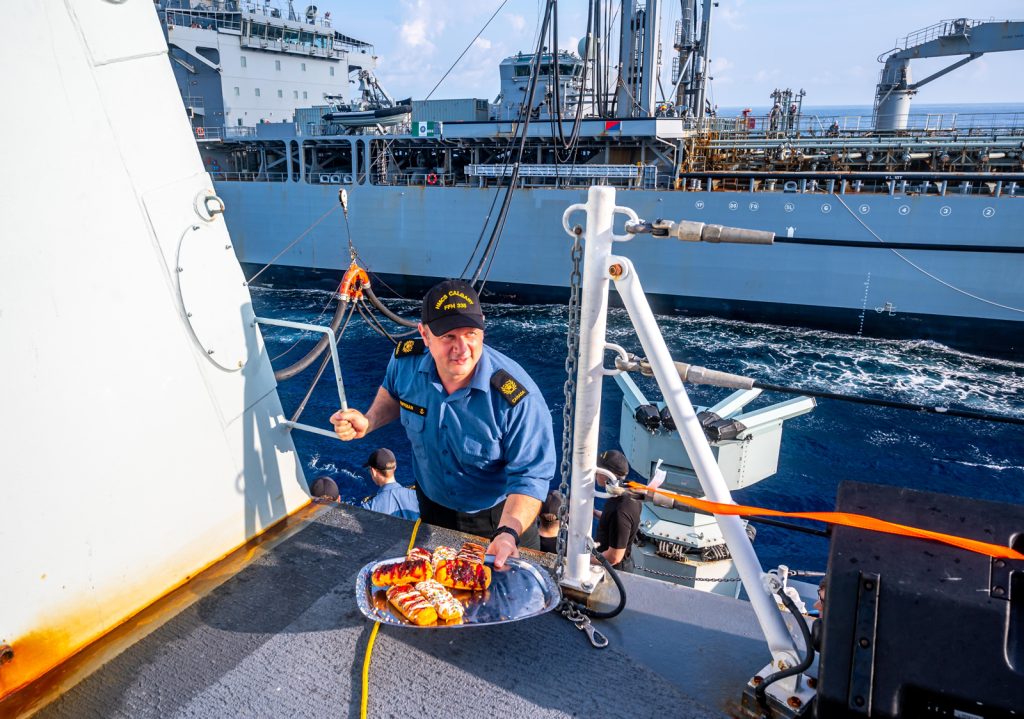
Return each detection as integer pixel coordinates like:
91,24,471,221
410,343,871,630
34,504,766,718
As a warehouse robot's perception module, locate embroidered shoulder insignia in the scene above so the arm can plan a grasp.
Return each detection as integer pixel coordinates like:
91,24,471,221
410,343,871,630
491,369,529,406
394,339,425,358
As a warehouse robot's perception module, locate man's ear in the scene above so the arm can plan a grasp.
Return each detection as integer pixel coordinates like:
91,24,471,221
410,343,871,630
418,322,430,345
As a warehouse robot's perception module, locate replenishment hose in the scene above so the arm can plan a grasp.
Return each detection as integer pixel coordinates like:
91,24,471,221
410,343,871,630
273,298,349,382
364,285,418,328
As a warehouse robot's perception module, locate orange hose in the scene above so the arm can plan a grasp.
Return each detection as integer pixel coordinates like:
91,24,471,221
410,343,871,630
626,481,1024,561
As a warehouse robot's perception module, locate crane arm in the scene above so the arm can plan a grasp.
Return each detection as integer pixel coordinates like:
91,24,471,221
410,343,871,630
888,19,1024,61
907,52,980,91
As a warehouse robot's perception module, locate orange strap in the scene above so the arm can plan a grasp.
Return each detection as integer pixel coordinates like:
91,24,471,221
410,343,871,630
627,481,1024,561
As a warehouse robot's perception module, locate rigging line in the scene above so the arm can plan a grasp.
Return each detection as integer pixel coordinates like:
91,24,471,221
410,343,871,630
289,301,358,424
774,237,1024,253
363,297,419,339
460,177,507,280
469,0,556,288
357,297,410,344
462,94,533,278
424,0,510,101
753,381,1024,426
269,290,338,363
246,203,340,285
356,299,396,344
460,130,523,279
553,0,593,164
832,193,1024,314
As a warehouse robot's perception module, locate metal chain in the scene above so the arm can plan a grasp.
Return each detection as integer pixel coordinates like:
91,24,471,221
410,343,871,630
555,226,584,581
633,565,743,582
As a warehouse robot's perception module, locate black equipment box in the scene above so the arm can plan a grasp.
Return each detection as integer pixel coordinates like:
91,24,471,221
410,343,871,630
817,481,1024,718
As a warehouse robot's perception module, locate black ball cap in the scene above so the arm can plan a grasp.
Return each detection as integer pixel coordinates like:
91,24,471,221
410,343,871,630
421,279,485,336
597,449,629,479
310,476,339,500
365,448,397,471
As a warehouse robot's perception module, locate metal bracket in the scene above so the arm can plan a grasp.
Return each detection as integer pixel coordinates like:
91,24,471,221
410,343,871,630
848,571,880,715
990,556,1024,600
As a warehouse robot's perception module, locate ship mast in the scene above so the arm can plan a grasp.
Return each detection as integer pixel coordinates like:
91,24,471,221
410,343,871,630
614,0,662,117
670,0,713,121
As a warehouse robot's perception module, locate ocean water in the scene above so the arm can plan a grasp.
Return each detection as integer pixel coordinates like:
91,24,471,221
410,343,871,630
252,287,1024,573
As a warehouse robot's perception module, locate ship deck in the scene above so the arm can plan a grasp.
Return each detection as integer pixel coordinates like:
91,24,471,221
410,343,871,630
24,503,768,718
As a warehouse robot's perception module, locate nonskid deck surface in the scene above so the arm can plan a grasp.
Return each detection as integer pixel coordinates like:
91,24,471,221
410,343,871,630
33,504,766,718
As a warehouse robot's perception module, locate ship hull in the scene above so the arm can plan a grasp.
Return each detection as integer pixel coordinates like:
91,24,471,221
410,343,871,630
218,182,1024,358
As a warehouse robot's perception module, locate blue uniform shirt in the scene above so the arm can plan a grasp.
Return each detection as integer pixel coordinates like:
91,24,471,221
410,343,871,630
361,482,420,520
382,344,555,513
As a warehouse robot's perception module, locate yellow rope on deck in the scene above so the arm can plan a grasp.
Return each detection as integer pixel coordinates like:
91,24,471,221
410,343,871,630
359,518,421,719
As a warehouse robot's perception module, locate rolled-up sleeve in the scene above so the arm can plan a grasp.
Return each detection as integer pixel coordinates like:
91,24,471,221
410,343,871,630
382,354,399,398
500,394,556,502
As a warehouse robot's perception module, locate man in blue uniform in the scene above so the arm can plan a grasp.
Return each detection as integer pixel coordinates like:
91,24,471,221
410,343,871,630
330,279,555,568
360,448,420,520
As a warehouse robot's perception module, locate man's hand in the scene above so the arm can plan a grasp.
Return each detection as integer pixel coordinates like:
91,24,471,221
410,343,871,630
330,408,369,441
486,532,520,569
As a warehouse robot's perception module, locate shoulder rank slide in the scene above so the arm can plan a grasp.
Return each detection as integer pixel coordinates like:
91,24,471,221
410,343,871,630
394,339,425,358
491,369,529,406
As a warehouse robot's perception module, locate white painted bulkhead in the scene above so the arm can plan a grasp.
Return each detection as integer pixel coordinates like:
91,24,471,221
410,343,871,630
166,12,376,126
0,0,309,696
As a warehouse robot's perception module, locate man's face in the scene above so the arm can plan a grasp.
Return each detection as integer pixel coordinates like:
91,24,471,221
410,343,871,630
420,324,484,388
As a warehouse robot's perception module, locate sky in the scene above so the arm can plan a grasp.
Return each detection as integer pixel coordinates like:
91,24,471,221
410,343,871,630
307,0,1024,108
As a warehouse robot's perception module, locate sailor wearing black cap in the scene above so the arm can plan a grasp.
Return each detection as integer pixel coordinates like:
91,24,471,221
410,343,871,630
361,448,419,520
330,279,555,568
593,449,641,571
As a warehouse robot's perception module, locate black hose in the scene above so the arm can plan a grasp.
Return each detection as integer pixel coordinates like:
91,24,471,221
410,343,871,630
273,297,349,382
753,381,1024,426
755,588,815,707
364,285,418,328
577,548,627,620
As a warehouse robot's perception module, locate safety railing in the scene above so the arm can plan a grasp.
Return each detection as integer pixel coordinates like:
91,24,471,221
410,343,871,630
209,171,289,182
254,316,347,440
695,111,1024,137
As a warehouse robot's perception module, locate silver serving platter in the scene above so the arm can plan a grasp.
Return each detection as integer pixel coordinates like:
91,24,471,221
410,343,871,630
355,554,561,628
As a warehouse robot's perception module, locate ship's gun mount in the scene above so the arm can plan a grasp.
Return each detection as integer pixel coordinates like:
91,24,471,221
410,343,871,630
614,371,814,590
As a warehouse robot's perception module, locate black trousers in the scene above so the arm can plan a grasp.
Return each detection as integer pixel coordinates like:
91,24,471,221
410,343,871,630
415,486,540,550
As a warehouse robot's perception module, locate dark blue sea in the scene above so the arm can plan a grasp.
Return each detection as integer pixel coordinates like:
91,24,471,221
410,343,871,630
251,287,1024,574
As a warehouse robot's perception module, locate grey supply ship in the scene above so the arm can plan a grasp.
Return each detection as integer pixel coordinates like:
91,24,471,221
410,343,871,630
158,0,1024,359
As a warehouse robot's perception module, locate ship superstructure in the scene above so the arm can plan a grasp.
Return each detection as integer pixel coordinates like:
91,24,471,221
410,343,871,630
158,1,1024,358
158,0,376,133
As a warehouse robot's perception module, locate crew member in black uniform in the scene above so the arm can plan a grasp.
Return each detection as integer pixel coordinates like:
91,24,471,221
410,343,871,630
538,490,563,553
593,449,642,571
